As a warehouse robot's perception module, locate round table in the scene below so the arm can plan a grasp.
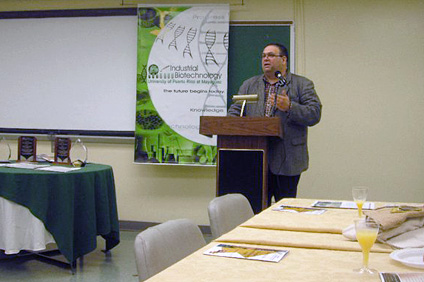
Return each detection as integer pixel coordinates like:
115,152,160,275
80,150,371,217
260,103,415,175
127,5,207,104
0,162,120,264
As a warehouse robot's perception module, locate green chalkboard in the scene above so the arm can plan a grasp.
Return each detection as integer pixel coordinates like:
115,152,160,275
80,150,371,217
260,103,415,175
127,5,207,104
227,22,292,106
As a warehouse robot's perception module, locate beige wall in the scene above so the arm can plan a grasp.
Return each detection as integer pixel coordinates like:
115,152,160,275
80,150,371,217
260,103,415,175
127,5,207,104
1,0,423,225
300,0,424,202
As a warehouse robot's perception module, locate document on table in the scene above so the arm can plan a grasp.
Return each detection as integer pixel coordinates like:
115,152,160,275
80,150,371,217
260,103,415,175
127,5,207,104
272,205,326,215
380,272,424,282
4,162,80,172
311,200,375,210
204,244,289,263
5,163,50,169
36,166,81,173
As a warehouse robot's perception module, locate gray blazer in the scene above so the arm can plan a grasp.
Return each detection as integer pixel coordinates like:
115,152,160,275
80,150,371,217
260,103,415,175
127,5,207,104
228,72,322,176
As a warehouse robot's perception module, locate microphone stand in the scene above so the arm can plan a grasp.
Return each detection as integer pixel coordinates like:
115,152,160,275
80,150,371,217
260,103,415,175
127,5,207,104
271,92,278,117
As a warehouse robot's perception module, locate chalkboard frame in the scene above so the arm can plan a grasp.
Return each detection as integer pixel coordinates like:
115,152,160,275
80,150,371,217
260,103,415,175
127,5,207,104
227,21,294,105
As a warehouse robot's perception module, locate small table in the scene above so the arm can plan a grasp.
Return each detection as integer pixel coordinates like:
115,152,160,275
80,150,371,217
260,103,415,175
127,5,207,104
0,163,120,270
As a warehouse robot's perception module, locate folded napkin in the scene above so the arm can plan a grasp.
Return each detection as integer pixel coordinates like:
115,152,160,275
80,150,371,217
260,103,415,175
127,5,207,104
342,216,424,249
379,217,424,241
218,226,393,253
363,206,424,231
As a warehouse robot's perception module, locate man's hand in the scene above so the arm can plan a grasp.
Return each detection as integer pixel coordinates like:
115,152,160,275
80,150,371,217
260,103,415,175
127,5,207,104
269,90,291,112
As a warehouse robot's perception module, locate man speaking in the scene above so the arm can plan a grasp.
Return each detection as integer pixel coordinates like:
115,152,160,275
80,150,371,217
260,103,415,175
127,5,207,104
228,43,322,205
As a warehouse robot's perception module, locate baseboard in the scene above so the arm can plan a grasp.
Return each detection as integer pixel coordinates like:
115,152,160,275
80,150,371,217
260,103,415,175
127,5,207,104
119,220,211,235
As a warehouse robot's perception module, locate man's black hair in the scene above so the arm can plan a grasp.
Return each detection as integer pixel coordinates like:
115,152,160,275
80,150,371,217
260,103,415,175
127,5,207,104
264,43,288,59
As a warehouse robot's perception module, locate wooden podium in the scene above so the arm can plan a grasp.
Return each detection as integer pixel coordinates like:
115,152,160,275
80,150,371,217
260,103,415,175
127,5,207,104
200,116,282,213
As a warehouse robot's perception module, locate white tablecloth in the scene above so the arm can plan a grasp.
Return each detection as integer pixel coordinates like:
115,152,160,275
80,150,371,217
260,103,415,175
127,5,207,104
0,197,55,254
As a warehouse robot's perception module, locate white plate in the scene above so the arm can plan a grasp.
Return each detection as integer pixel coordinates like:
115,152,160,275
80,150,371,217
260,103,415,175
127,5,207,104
390,248,424,269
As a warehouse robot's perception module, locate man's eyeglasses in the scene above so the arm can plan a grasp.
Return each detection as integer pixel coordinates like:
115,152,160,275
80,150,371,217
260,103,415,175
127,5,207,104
261,53,283,59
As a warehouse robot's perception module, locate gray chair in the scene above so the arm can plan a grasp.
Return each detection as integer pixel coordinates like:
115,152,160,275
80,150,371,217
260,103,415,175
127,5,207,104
134,218,206,282
208,193,254,239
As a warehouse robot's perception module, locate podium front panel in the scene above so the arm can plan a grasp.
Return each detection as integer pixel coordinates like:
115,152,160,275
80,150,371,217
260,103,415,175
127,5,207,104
217,149,266,214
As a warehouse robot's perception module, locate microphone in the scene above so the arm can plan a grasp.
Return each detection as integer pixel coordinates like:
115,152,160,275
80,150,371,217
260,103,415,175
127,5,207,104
275,71,287,86
271,91,278,117
271,71,287,116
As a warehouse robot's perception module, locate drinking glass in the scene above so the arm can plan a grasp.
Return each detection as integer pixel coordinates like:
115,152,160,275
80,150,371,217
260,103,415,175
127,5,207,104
352,186,368,217
354,218,379,275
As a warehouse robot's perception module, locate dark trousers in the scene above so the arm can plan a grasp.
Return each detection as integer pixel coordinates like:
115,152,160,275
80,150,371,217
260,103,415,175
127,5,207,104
267,171,300,205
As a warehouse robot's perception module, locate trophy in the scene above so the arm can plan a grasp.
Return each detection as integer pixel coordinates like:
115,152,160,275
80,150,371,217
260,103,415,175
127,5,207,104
69,138,88,167
0,136,12,163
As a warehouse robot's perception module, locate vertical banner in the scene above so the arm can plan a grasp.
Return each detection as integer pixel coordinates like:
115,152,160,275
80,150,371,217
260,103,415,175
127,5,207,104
135,4,229,165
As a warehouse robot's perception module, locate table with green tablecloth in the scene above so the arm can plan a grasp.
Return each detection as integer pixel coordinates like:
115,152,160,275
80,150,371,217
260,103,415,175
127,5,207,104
0,163,120,266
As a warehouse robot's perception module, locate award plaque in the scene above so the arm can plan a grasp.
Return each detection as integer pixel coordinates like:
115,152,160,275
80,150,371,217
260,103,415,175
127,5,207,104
54,137,71,164
18,136,37,162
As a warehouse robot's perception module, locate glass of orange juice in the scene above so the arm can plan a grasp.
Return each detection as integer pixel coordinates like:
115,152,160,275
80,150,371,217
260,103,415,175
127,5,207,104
354,218,379,274
352,186,368,217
